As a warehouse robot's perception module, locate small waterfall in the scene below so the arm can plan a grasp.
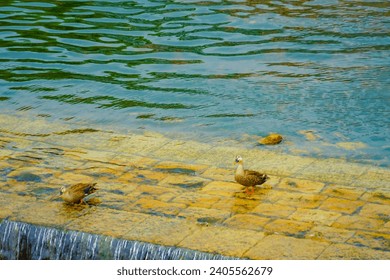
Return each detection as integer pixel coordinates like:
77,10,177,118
0,220,237,260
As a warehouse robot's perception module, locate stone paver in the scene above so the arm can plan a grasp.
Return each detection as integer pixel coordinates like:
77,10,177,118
244,235,330,259
250,203,296,218
359,203,390,221
322,184,365,200
122,215,200,247
360,189,390,205
290,208,342,226
346,231,390,251
308,226,355,243
179,206,232,223
318,243,390,259
319,197,365,214
179,226,265,257
333,215,385,231
277,178,325,193
66,208,148,238
223,214,270,231
273,191,328,209
264,219,314,237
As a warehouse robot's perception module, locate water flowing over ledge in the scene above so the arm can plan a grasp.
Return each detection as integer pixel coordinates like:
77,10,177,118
0,220,236,260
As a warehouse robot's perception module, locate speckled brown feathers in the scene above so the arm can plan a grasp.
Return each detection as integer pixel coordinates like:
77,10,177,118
235,170,268,187
60,183,98,204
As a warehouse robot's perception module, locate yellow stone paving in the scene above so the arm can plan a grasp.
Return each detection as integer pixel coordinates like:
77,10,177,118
244,235,330,260
290,208,342,226
278,178,325,193
223,214,270,231
333,215,385,231
359,203,390,220
319,197,365,214
66,207,149,239
0,113,389,259
179,226,265,257
347,231,390,251
322,184,365,200
250,203,296,218
13,199,90,228
179,206,231,222
308,226,355,243
264,219,314,237
318,244,390,259
360,189,390,205
122,215,200,247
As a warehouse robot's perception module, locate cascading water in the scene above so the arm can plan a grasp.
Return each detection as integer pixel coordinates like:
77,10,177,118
0,220,237,260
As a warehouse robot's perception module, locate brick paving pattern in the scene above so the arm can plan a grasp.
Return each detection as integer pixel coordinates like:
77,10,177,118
0,114,389,259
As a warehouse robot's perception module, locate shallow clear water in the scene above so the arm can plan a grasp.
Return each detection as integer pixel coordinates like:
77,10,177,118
0,0,389,166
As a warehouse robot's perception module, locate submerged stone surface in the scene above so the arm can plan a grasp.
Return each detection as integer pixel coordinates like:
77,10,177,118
0,113,389,259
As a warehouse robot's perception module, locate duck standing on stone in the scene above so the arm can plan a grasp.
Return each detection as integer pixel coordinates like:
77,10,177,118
234,155,268,195
60,183,98,204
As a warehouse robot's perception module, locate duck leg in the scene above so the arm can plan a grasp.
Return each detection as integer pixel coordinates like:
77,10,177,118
80,193,97,205
79,198,90,205
244,186,254,195
246,186,255,195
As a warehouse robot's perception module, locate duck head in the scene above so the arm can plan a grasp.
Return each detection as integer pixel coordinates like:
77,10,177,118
235,155,243,164
59,186,66,195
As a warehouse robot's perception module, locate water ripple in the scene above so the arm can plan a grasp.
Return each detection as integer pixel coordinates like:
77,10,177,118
0,0,389,165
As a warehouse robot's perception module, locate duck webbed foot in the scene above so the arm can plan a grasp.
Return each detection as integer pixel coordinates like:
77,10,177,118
244,186,255,195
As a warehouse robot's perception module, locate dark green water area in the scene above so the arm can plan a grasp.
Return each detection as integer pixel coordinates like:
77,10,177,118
0,0,389,166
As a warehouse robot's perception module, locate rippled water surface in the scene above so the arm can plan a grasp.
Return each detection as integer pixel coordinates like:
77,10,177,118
1,0,389,165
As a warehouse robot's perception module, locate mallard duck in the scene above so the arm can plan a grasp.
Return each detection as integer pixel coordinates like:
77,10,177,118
60,183,98,204
234,155,268,194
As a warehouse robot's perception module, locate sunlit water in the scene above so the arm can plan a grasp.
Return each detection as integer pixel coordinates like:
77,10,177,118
0,0,389,166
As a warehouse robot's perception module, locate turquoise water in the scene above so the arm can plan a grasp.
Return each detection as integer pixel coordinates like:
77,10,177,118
0,0,389,166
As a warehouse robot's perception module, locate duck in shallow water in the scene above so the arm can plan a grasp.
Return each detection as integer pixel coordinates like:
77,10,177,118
60,183,98,204
234,155,268,195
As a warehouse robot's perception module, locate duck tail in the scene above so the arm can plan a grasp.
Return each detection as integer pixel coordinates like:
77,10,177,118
86,183,98,194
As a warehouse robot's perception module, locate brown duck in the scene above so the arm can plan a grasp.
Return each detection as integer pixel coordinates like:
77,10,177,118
60,183,98,204
234,155,268,194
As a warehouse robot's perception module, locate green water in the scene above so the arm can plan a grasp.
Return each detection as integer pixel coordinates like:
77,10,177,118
0,0,389,166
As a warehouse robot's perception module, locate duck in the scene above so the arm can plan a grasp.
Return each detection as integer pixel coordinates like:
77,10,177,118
234,155,268,194
60,183,98,204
